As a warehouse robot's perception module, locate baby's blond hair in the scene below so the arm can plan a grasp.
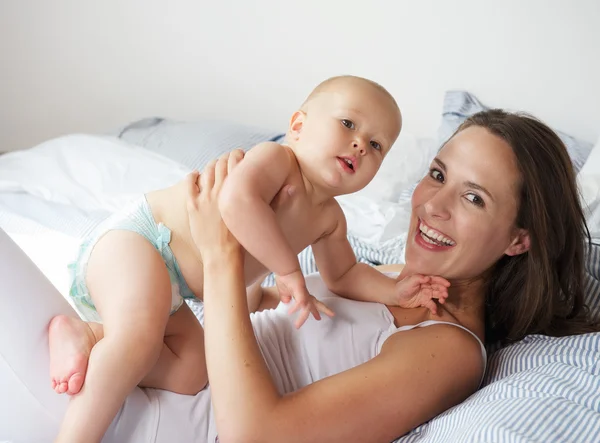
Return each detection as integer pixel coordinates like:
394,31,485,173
300,75,400,115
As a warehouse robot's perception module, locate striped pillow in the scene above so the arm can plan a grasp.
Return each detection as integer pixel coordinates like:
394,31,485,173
438,91,594,172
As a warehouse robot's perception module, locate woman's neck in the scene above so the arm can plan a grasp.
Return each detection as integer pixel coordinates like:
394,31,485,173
438,277,487,341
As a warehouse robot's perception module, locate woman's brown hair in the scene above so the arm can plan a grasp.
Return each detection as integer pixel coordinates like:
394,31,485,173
455,110,599,343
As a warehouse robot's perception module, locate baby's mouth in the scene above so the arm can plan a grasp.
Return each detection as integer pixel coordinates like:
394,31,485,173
337,156,356,173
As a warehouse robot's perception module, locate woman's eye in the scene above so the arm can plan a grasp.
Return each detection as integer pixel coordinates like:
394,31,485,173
341,119,355,129
429,168,444,182
370,141,382,151
465,193,485,207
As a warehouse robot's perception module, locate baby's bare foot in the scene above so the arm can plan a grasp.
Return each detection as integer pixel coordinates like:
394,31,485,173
49,315,96,395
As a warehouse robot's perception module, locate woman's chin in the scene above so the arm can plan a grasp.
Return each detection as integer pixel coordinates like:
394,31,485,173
402,259,439,277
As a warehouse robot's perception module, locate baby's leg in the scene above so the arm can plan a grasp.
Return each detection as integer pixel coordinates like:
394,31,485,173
55,230,174,443
49,315,103,395
50,302,208,395
138,301,207,394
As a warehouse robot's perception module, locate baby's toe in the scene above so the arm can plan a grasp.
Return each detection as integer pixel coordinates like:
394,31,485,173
67,373,85,395
58,381,68,394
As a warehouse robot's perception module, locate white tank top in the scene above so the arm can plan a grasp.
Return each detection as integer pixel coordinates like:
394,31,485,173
152,272,487,443
250,273,487,395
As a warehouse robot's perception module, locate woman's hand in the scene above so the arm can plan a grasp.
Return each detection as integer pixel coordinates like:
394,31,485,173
186,150,298,263
186,150,245,262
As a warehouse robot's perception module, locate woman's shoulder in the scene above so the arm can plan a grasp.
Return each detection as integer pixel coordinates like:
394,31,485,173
301,317,487,439
380,319,485,389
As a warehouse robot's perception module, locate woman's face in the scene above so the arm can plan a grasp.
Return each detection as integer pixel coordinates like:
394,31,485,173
404,125,527,282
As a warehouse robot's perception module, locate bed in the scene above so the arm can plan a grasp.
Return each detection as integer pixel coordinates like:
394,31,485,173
1,91,599,442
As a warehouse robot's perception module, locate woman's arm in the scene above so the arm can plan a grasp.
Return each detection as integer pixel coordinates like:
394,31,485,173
218,142,300,277
205,258,484,443
188,155,484,443
246,280,280,313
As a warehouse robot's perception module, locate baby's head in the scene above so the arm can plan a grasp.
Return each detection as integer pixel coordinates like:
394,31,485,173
286,75,402,196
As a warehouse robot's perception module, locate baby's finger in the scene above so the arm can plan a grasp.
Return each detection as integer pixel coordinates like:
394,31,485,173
294,308,311,329
412,274,430,285
423,299,438,315
430,284,449,296
280,294,292,303
309,304,322,322
287,300,303,315
315,300,335,318
430,276,451,287
433,292,447,304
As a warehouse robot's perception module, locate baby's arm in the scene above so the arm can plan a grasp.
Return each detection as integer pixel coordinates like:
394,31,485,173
219,143,331,325
218,142,299,278
314,203,450,310
313,202,399,305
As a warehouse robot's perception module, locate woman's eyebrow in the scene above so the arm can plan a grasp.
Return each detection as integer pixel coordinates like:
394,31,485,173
434,158,447,171
465,181,494,201
435,158,494,201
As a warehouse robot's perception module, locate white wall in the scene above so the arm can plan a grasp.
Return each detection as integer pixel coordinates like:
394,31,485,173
1,0,599,152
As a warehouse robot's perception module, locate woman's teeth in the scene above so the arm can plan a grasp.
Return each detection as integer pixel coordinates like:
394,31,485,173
419,223,455,246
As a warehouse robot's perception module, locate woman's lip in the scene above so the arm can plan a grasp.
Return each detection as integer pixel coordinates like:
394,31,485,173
418,219,456,245
414,226,455,251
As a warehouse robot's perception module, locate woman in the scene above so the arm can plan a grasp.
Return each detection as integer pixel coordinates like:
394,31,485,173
1,110,597,442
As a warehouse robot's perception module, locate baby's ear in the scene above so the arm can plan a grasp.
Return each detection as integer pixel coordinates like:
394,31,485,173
289,111,306,140
504,229,530,256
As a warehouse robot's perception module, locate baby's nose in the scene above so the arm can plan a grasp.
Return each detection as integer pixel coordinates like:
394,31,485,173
353,142,366,154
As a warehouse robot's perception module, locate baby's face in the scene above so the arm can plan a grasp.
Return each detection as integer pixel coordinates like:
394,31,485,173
290,84,401,196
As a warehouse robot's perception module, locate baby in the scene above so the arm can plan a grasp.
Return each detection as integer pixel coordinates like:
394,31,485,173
217,75,450,326
49,75,449,443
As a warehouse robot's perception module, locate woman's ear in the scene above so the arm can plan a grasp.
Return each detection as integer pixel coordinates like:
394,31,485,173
505,229,530,256
288,111,305,141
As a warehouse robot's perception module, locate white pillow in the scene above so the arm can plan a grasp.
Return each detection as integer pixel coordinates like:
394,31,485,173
356,132,437,203
0,134,190,214
336,193,413,244
578,134,600,238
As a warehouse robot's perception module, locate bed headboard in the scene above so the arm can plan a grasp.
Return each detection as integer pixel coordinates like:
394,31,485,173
1,0,598,152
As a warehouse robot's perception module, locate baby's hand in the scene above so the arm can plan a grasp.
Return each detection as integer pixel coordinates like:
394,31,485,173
394,274,450,315
275,271,334,328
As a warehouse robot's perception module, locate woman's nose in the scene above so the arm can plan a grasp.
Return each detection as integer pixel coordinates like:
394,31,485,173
424,190,451,220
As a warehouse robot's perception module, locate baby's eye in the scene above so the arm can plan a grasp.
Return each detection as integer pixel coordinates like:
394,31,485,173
429,168,444,183
370,141,382,151
341,119,355,129
465,193,485,207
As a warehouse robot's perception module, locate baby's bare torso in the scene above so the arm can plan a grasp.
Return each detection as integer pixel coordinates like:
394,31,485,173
146,166,336,299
